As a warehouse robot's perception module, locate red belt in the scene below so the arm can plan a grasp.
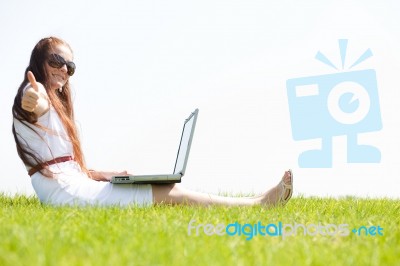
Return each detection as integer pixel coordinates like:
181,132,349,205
28,156,74,176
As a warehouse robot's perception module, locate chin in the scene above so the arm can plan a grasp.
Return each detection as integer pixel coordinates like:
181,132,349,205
51,81,66,91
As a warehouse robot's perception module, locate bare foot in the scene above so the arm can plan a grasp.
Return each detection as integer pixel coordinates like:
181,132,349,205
260,170,293,206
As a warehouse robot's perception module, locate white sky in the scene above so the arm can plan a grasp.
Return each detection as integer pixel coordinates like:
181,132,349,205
1,0,399,198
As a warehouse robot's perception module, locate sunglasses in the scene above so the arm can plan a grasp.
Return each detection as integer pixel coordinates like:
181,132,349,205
47,54,76,76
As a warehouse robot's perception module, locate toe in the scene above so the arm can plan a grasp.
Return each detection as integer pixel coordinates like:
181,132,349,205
283,171,291,184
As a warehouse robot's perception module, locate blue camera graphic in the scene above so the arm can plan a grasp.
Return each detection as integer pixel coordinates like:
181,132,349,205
286,40,382,168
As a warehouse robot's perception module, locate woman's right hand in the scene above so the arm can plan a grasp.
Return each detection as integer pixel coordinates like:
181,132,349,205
21,71,49,116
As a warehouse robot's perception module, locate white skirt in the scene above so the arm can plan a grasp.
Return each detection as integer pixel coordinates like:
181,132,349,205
31,161,153,207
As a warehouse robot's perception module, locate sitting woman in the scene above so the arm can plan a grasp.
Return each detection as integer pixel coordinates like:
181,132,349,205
12,36,293,207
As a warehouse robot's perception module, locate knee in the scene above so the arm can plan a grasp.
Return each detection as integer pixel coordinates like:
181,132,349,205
152,183,185,204
167,183,184,197
153,183,183,197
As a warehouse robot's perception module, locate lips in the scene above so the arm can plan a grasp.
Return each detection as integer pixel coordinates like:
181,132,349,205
52,73,65,82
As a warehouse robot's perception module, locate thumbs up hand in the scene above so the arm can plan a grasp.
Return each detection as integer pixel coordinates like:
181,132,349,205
21,71,50,116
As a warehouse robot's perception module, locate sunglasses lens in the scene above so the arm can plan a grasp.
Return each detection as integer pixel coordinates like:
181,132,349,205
48,59,63,68
67,62,76,76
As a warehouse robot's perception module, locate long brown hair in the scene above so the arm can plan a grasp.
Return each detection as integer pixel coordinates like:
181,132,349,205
12,37,88,177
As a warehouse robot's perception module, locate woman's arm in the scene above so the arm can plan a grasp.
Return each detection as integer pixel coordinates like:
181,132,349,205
88,170,129,182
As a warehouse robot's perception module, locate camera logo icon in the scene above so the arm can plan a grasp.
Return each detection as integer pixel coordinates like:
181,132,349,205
286,40,382,168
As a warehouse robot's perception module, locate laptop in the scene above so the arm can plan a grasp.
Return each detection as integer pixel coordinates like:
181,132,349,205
110,109,199,184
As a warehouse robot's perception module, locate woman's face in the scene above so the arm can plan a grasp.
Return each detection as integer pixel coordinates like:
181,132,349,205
44,44,74,91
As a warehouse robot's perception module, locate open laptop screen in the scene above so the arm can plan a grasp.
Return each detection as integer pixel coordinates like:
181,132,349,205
173,109,198,175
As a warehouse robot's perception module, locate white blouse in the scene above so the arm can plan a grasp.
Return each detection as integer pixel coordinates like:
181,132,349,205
13,106,74,172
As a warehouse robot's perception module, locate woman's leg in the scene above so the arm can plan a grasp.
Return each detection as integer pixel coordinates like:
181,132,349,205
152,170,293,207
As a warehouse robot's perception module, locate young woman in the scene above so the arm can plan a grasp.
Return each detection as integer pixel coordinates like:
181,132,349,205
12,37,293,207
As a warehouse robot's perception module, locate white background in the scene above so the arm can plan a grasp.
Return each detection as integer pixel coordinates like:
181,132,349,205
1,0,399,198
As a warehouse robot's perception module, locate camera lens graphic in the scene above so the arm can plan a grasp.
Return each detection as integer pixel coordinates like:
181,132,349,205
327,81,371,125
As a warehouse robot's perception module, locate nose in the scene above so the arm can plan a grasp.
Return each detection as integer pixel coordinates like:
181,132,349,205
60,64,68,73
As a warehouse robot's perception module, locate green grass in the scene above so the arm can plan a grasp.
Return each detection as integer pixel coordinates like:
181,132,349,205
1,194,399,266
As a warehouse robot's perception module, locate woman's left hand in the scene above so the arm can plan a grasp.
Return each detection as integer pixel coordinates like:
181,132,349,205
89,170,129,182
